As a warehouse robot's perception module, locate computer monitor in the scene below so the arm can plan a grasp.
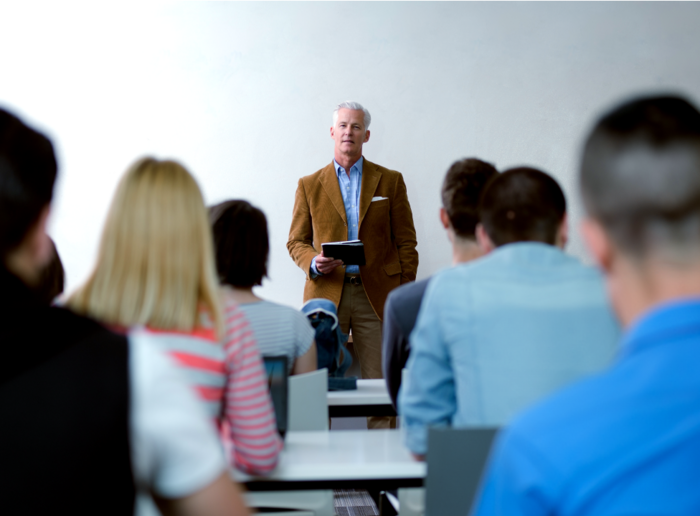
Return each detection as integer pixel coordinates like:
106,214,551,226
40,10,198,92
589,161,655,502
263,355,289,439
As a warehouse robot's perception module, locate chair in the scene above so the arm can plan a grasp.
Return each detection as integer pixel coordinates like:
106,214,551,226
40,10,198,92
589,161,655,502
423,427,499,516
288,368,329,431
246,368,333,516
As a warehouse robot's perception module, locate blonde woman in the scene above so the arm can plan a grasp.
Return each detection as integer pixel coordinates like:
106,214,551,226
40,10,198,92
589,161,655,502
68,157,282,476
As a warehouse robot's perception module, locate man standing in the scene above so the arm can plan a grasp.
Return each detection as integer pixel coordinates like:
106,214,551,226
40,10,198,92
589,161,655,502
472,96,700,515
288,101,418,428
382,158,498,410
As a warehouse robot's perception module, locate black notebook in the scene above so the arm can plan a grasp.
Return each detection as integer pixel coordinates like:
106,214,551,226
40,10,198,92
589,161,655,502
321,240,366,266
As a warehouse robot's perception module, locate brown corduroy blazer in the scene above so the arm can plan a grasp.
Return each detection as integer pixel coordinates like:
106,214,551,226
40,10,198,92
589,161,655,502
287,159,419,321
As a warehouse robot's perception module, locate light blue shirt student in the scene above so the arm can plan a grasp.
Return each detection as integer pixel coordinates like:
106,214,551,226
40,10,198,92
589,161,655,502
399,242,620,455
311,157,363,276
472,299,700,516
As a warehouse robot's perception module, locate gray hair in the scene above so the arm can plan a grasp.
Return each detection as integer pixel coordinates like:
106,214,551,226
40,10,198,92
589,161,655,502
332,101,371,130
580,95,700,263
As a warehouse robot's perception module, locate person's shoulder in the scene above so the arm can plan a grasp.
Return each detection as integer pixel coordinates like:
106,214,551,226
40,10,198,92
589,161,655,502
505,366,619,461
428,258,487,289
300,162,335,183
50,306,127,348
387,278,431,310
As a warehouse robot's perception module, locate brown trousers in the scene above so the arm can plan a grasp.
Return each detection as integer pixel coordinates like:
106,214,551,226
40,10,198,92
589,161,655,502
337,278,396,430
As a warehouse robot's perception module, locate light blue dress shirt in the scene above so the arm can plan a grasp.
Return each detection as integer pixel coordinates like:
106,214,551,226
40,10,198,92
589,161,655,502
399,242,620,455
311,157,363,276
473,299,700,516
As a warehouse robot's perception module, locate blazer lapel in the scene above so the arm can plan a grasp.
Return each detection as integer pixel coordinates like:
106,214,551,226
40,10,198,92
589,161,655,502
359,159,381,228
319,162,347,225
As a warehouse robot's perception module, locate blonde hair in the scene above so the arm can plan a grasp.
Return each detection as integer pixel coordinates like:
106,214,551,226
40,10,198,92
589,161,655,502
68,157,223,336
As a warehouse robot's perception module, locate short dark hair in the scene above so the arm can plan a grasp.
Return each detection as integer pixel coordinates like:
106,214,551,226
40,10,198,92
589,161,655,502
209,200,269,288
0,109,57,261
441,158,499,239
581,95,700,259
478,167,567,247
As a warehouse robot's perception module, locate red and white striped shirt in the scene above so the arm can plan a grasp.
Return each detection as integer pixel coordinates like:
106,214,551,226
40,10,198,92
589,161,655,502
143,291,282,476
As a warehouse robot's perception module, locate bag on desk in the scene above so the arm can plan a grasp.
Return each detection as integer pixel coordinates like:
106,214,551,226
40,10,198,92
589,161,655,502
301,298,357,391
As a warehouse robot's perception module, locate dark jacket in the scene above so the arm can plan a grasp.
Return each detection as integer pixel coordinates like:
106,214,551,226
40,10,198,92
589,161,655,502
0,266,135,514
381,278,431,409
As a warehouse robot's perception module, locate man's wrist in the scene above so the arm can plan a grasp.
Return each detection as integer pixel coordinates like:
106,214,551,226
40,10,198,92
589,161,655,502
310,256,323,278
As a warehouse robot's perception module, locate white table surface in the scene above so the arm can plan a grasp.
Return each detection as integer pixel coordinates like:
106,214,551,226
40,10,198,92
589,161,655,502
233,429,425,484
327,379,392,406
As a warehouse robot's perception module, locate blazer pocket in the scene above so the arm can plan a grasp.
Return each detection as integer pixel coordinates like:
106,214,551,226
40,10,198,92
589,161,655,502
383,262,402,276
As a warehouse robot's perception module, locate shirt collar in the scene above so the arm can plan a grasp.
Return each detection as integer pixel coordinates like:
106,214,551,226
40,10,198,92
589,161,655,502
619,297,700,359
334,156,364,178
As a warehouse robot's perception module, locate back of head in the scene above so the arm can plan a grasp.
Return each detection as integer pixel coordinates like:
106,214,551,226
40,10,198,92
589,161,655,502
581,95,700,262
68,157,222,334
0,109,57,264
209,199,269,288
479,167,567,247
441,158,499,239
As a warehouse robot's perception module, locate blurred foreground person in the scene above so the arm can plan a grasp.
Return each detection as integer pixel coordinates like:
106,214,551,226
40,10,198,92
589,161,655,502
210,200,317,375
68,159,281,479
382,158,497,410
400,167,620,459
473,96,700,515
0,109,248,515
34,237,64,304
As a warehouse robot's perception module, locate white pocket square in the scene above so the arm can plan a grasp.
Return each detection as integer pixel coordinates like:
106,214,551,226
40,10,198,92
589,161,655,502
371,196,388,202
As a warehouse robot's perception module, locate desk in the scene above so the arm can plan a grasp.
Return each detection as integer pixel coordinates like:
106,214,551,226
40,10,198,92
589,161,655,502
327,379,396,418
234,429,425,492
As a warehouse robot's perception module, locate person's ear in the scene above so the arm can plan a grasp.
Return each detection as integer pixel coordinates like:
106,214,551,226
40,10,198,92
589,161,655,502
6,205,52,285
476,223,496,254
557,213,569,249
439,208,450,230
363,130,370,143
330,126,335,139
581,218,613,273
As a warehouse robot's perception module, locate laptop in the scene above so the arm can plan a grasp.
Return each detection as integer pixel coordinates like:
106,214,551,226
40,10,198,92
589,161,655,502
424,426,499,516
262,355,289,439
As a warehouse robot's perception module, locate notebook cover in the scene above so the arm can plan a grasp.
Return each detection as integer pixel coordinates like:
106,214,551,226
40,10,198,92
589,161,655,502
321,241,366,266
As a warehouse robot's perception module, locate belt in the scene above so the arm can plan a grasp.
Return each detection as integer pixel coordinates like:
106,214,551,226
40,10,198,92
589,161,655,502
344,275,362,286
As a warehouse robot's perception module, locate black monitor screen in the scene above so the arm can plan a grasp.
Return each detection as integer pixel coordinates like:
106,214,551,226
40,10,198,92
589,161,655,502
263,355,288,438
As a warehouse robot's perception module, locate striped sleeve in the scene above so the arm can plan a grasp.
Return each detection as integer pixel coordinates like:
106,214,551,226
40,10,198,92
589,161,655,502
222,296,283,476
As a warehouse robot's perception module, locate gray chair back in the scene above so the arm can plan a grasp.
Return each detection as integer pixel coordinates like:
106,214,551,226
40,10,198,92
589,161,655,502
424,426,499,516
288,368,329,431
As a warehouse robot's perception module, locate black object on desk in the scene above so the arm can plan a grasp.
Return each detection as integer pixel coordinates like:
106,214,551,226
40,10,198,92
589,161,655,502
321,240,366,266
262,356,289,438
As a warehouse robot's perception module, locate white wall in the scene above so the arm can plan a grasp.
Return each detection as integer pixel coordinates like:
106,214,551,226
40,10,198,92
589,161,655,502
1,2,699,307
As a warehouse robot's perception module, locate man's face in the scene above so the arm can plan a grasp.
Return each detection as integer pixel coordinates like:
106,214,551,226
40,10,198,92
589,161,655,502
330,108,370,158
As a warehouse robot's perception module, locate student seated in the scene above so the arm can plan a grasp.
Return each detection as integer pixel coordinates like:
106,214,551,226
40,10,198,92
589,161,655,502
382,158,497,409
67,159,281,476
473,95,700,516
210,200,317,375
399,167,620,458
0,109,248,515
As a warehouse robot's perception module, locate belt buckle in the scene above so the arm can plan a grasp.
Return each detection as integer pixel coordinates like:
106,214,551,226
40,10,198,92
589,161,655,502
349,276,361,286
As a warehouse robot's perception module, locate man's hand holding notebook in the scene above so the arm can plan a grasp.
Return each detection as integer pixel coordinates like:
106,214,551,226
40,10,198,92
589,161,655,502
321,240,367,266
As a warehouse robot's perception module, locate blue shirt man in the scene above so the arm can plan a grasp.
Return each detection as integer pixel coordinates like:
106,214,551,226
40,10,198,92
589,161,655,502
399,242,620,455
311,157,362,275
471,96,700,515
473,300,700,515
